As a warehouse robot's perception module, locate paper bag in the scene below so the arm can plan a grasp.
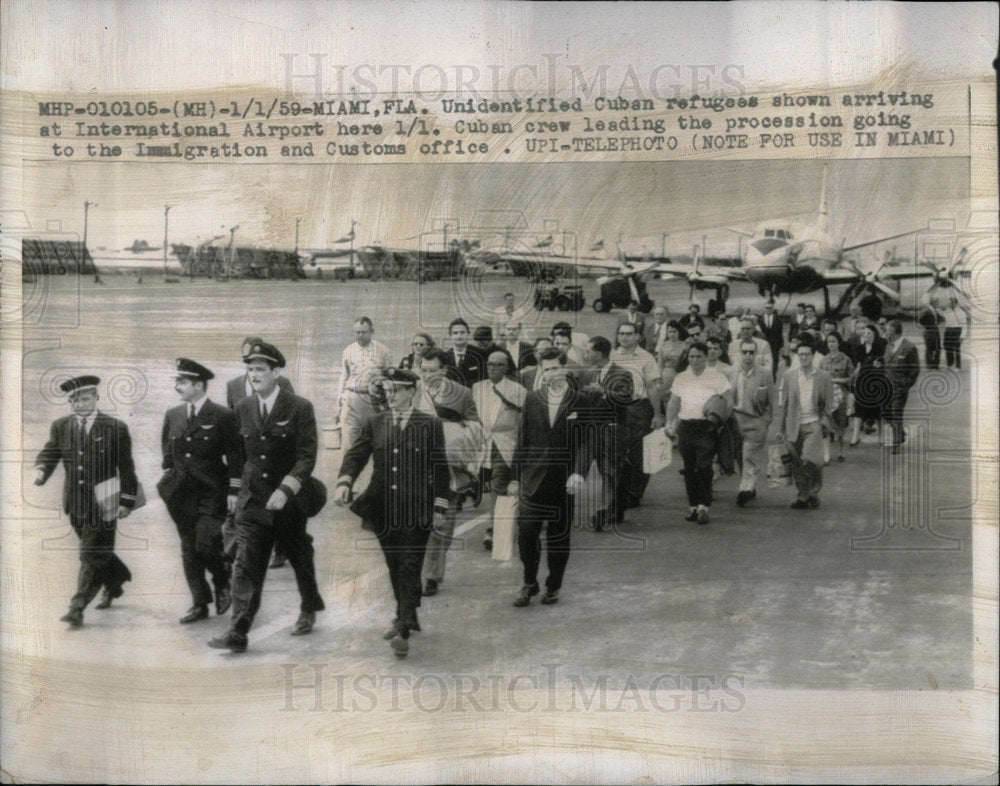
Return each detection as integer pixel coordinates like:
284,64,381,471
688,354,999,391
767,444,794,488
94,477,147,521
491,495,518,562
642,430,672,474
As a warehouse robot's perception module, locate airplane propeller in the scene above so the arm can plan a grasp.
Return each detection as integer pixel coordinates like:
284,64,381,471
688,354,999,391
844,255,899,300
921,247,973,301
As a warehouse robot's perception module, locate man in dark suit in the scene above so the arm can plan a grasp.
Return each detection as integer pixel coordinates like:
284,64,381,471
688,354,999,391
501,322,537,371
643,306,670,354
757,299,784,377
335,368,451,659
917,296,944,369
34,376,140,627
578,336,634,529
445,318,485,387
226,336,295,409
226,337,295,570
508,348,598,607
208,342,325,652
159,358,242,624
881,320,921,453
678,303,705,334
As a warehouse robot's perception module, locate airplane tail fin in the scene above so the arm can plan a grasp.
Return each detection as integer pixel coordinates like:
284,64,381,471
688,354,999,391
817,164,830,227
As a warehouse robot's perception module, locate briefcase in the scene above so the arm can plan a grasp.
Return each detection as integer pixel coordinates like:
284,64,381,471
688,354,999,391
94,477,147,522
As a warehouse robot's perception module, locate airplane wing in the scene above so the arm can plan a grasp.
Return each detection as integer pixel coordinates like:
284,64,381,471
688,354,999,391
841,228,923,253
472,249,625,275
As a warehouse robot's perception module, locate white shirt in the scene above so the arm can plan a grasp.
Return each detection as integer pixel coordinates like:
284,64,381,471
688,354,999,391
257,386,280,418
672,367,730,420
189,393,208,418
546,385,568,426
797,367,818,423
473,378,527,463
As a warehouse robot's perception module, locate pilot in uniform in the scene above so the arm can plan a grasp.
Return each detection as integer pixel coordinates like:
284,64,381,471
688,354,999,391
34,375,140,627
158,358,243,624
208,342,324,652
335,368,451,659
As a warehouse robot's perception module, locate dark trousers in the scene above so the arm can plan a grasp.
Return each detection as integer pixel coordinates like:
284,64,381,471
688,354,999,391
518,483,573,592
69,513,132,611
678,419,716,507
944,327,962,368
230,502,324,635
166,495,229,607
923,328,941,369
380,522,432,635
716,415,740,475
620,399,654,506
884,384,911,447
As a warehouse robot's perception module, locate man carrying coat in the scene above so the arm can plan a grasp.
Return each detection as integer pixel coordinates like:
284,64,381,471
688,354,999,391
35,375,140,627
881,319,921,454
208,342,325,652
159,358,242,624
335,368,451,659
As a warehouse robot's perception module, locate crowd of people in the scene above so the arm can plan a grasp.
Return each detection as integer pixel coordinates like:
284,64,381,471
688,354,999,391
34,288,964,659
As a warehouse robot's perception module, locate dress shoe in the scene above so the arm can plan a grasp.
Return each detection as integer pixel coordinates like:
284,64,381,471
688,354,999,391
422,579,438,597
390,632,409,659
60,609,83,627
696,507,710,525
540,589,559,605
684,508,699,523
483,528,493,551
215,586,232,616
790,499,811,509
383,619,421,640
513,583,540,607
269,552,287,569
291,611,315,636
808,497,821,509
95,585,123,609
180,605,209,624
849,437,860,447
736,491,753,508
207,630,248,652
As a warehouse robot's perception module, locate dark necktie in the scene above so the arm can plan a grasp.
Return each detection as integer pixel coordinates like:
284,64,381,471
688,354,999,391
78,416,87,442
261,402,268,421
394,413,404,435
187,404,194,426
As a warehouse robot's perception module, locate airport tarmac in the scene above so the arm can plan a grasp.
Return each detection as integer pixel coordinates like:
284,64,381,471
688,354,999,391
4,276,993,783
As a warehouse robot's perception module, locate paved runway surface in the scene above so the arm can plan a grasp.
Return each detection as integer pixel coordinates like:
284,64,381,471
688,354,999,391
4,275,992,783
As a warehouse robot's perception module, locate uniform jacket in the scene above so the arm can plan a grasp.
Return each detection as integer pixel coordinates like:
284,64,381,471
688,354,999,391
779,367,835,442
226,373,294,410
882,338,920,391
234,388,317,512
514,384,600,499
35,411,139,517
338,410,451,530
732,364,776,422
158,398,243,507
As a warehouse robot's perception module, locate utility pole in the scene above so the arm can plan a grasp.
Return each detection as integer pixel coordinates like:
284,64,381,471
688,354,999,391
294,217,301,256
163,205,171,277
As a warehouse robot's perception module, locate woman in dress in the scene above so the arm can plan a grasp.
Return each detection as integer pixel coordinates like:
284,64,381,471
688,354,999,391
656,320,688,397
818,332,855,462
849,322,888,445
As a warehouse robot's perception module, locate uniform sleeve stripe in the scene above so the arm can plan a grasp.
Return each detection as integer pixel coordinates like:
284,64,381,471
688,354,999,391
281,475,301,495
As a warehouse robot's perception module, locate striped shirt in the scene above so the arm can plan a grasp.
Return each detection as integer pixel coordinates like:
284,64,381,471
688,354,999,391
610,347,659,400
337,340,392,401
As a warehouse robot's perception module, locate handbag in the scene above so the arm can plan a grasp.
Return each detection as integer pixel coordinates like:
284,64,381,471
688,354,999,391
94,476,147,522
491,495,518,562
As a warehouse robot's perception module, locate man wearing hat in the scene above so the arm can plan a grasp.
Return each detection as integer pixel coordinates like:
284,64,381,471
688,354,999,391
226,336,294,569
159,358,242,624
34,375,140,627
209,342,324,652
335,367,451,659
